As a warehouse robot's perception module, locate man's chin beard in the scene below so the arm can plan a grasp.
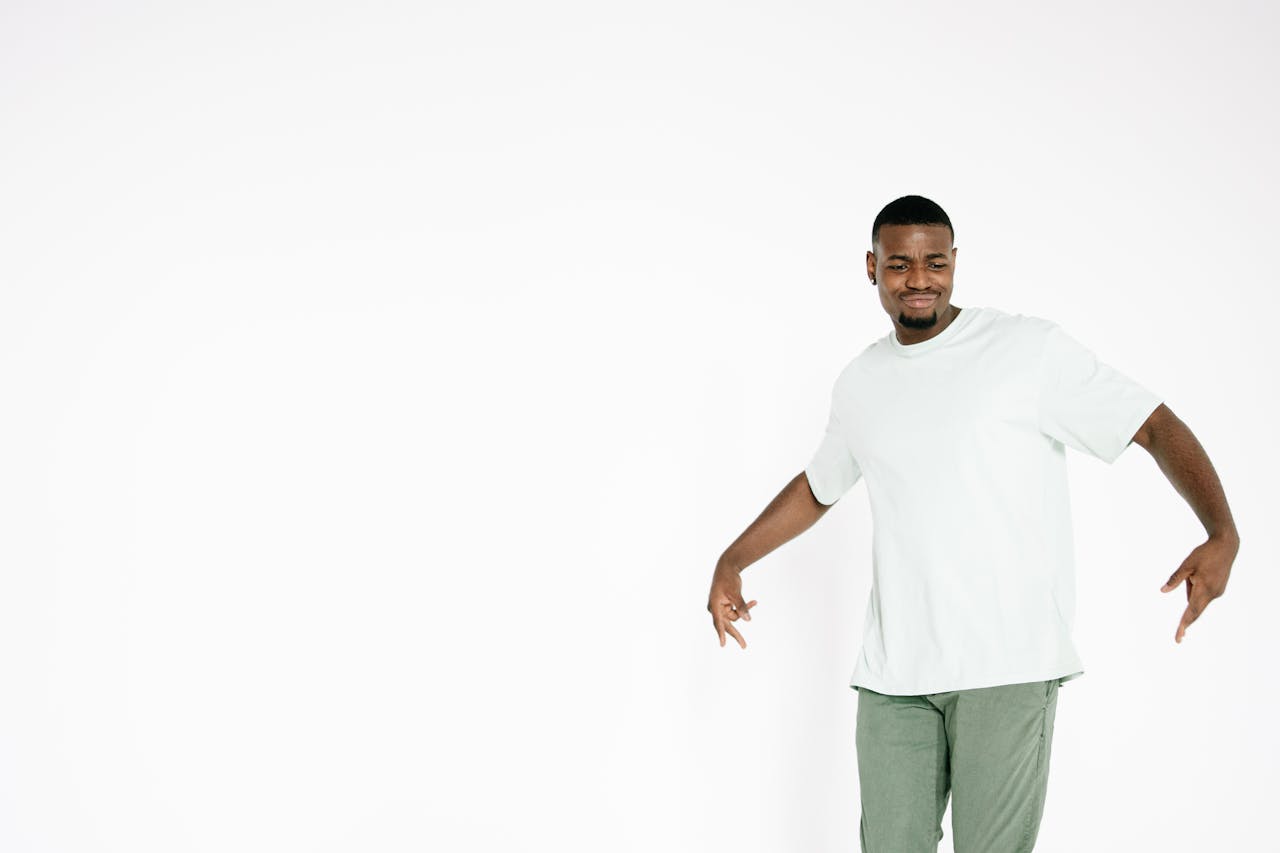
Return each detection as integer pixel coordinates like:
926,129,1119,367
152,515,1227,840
898,310,939,329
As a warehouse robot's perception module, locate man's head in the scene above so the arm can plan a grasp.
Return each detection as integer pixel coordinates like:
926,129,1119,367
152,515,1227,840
866,195,957,334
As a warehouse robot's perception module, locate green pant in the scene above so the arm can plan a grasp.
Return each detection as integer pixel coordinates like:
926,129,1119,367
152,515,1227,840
855,678,1061,852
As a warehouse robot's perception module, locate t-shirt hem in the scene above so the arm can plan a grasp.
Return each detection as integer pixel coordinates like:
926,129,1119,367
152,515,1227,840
803,464,841,505
1101,394,1164,464
850,665,1085,696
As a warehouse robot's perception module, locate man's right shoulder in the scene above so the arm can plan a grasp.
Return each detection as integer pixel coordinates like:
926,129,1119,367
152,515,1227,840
827,338,885,392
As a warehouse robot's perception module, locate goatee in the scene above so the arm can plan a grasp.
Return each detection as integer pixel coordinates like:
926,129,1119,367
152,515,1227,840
898,310,938,329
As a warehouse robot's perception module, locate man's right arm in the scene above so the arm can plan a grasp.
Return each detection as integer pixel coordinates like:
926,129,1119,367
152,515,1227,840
707,471,835,648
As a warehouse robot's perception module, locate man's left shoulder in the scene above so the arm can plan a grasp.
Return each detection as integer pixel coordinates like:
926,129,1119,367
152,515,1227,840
980,305,1048,328
982,306,1059,345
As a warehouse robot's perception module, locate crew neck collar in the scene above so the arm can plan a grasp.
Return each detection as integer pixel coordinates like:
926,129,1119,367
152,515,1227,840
887,306,979,358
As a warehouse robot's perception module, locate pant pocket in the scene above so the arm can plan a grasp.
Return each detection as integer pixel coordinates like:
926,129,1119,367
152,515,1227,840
1020,686,1055,849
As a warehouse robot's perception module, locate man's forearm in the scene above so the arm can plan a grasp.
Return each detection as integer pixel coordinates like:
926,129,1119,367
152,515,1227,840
718,472,832,574
1134,404,1239,543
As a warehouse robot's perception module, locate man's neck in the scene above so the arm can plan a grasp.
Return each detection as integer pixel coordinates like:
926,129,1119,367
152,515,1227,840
895,304,962,346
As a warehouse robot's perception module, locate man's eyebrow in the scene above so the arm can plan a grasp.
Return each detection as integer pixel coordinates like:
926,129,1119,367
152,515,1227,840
885,252,950,261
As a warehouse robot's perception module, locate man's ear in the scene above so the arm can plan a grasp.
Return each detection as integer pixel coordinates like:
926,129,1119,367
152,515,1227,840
866,249,877,284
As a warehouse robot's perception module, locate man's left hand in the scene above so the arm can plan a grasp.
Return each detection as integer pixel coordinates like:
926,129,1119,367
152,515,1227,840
1160,534,1238,643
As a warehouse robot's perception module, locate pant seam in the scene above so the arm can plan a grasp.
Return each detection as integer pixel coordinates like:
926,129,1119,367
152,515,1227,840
1020,680,1053,850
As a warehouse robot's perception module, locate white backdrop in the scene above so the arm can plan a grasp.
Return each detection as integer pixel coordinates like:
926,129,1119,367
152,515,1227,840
2,1,1275,851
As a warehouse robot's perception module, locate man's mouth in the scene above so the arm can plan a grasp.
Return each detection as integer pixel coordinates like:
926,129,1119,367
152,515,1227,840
902,294,938,308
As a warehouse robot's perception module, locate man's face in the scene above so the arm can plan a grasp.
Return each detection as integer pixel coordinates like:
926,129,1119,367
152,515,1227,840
865,224,958,331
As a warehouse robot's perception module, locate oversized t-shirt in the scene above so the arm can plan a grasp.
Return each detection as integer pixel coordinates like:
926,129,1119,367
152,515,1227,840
804,305,1162,696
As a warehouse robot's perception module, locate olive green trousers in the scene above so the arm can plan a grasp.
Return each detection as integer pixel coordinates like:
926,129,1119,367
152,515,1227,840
855,678,1061,853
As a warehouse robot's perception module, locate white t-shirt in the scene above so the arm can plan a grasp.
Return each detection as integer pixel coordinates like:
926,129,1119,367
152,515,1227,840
804,305,1162,696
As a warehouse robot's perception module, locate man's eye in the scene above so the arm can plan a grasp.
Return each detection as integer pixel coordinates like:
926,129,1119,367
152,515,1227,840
890,265,907,271
929,263,946,270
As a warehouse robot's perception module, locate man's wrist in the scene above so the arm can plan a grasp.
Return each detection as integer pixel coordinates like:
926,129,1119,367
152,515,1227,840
716,555,744,575
1208,527,1240,548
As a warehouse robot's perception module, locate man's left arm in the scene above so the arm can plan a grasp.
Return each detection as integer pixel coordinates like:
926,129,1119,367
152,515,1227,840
1131,403,1241,643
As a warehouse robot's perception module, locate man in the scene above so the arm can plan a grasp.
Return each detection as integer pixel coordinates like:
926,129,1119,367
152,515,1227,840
705,195,1239,852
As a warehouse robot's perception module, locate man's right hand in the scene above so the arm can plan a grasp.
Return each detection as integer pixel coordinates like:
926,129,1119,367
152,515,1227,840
707,566,758,649
706,471,831,650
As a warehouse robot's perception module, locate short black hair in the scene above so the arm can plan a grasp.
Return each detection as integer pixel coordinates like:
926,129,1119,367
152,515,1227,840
871,195,954,245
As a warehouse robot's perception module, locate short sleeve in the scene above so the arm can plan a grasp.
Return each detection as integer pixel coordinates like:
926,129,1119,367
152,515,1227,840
804,395,863,504
1037,323,1163,464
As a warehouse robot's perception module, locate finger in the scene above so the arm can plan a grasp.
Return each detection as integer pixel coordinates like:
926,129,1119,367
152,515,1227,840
1161,561,1194,593
712,614,726,647
1175,590,1211,643
724,621,747,650
1176,605,1193,643
736,599,758,621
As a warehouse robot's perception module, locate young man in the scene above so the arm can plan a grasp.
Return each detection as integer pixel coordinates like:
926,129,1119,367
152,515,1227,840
705,195,1239,852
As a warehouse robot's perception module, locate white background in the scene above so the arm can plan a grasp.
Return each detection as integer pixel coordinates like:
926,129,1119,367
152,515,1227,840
2,1,1275,850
